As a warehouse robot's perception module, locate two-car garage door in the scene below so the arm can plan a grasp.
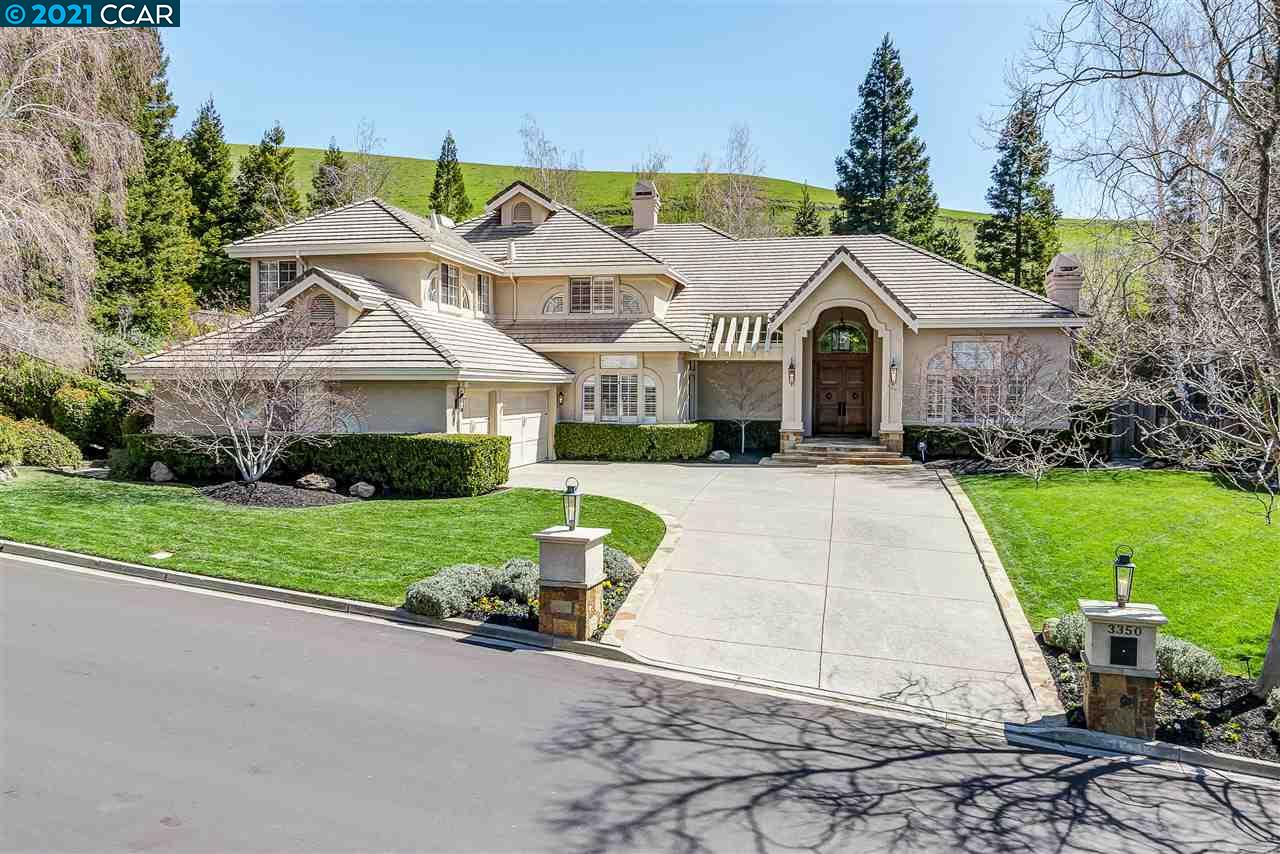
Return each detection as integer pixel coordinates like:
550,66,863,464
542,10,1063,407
499,390,549,468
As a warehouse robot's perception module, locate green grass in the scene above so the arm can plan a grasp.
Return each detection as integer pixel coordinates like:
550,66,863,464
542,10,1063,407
230,143,1125,261
957,469,1280,675
0,470,665,606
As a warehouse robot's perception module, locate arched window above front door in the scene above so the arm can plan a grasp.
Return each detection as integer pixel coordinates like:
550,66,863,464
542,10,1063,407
817,321,869,354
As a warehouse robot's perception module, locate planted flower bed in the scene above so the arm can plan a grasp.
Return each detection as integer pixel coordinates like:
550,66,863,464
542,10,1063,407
1041,611,1280,763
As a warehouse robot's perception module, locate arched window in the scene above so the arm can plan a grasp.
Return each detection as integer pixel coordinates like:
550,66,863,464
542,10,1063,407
543,293,565,315
620,287,644,316
642,375,658,422
926,352,948,422
513,201,532,224
817,320,869,354
308,293,336,333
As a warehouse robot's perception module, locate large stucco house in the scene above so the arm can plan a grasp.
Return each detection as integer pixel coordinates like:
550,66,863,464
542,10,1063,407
127,179,1087,466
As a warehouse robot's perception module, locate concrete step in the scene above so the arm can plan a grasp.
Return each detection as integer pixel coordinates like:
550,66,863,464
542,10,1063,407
766,453,913,466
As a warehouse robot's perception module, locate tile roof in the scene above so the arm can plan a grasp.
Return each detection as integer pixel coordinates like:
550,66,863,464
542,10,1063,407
497,318,696,349
303,267,397,310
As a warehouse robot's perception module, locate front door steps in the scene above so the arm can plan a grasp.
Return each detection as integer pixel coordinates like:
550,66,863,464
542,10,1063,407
762,435,912,467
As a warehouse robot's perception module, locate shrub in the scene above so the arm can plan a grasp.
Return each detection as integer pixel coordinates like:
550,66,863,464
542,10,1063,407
603,545,639,585
13,418,82,468
121,407,153,437
1045,611,1086,654
0,417,20,468
51,385,94,446
707,419,782,455
404,564,497,618
118,432,511,497
555,422,713,462
0,352,131,448
1155,636,1224,687
1267,688,1280,716
491,558,540,603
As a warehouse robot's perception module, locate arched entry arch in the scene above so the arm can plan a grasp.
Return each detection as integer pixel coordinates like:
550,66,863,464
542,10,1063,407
812,306,874,435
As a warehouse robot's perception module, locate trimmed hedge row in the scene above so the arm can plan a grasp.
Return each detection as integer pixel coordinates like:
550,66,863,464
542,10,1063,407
904,422,1112,463
555,422,714,461
115,432,511,498
0,351,132,450
707,419,782,455
0,414,82,469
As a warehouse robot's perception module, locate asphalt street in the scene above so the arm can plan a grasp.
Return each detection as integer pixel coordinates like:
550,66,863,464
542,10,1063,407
2,555,1277,853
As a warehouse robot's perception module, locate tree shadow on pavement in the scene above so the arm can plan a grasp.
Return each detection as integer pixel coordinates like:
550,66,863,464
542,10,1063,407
538,676,1279,854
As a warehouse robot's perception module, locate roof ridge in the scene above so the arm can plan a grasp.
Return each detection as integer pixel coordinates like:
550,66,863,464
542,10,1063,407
484,179,558,209
226,197,380,247
383,300,460,368
372,198,436,242
875,234,1083,317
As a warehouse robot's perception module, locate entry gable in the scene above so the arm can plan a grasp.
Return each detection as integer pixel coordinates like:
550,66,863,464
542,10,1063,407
768,247,918,333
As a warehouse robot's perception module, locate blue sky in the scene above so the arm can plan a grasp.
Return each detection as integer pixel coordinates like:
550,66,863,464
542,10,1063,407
164,0,1069,214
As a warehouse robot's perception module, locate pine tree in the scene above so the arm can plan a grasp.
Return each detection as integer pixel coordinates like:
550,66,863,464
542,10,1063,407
92,41,199,339
232,122,303,240
183,98,240,302
833,34,942,250
973,92,1061,292
791,184,824,236
428,130,471,221
308,137,352,213
929,223,969,265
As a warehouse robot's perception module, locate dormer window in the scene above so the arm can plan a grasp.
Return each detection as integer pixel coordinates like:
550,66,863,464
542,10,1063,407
512,201,532,224
440,264,459,306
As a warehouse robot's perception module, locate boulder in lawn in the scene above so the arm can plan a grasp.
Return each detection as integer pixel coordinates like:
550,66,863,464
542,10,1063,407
295,472,337,492
349,481,376,499
708,450,731,462
150,461,175,483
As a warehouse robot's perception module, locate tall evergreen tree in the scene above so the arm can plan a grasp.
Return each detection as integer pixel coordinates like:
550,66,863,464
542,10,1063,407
92,42,199,339
183,98,240,301
973,92,1061,292
832,35,964,262
232,122,303,241
792,184,824,236
308,137,352,213
428,130,471,221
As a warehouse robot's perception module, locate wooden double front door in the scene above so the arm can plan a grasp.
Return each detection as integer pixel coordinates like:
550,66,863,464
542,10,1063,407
815,355,871,434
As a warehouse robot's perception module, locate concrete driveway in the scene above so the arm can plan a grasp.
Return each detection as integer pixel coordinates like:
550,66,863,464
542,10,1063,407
507,461,1035,722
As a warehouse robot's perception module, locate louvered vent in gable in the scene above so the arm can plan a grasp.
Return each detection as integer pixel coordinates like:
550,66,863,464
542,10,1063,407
309,294,336,332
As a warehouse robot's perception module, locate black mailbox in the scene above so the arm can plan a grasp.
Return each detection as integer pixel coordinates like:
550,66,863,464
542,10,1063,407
1109,636,1138,667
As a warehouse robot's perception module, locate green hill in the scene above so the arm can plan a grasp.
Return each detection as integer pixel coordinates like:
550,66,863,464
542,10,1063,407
229,144,1119,261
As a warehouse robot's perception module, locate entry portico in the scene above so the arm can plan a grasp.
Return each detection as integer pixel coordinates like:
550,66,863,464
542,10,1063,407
772,248,916,453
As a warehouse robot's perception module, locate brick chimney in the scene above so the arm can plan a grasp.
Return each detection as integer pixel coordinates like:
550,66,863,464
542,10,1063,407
631,180,660,231
1044,253,1084,313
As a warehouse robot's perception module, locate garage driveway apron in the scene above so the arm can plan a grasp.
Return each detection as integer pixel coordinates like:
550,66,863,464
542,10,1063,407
506,462,1035,723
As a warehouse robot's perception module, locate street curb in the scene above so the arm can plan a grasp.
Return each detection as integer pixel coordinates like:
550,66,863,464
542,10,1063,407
0,540,638,664
933,468,1068,725
1007,724,1280,783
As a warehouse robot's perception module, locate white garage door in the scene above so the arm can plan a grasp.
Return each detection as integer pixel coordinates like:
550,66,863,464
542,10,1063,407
460,393,489,435
500,391,548,468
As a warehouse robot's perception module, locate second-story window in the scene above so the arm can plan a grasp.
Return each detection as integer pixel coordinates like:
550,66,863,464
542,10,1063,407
440,264,459,306
257,260,298,309
477,274,491,312
591,276,615,313
569,278,592,314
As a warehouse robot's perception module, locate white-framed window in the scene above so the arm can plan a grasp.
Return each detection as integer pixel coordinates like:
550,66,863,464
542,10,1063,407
543,293,565,315
581,377,596,420
600,374,619,418
585,371,654,423
925,353,947,422
513,201,532,224
591,276,615,314
923,339,1005,425
440,264,459,306
569,278,592,314
643,376,658,422
620,374,638,418
568,277,617,315
257,260,298,309
477,274,491,312
620,286,644,316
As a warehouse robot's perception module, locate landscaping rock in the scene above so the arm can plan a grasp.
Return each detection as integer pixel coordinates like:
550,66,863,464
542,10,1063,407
0,465,15,482
349,481,376,499
295,472,337,492
708,449,731,462
150,461,175,483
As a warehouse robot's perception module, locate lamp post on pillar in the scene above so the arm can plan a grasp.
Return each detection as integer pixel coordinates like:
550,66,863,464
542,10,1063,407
534,478,609,640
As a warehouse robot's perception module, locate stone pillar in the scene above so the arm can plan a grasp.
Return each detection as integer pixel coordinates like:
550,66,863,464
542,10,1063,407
533,526,611,641
1078,599,1168,739
880,430,904,454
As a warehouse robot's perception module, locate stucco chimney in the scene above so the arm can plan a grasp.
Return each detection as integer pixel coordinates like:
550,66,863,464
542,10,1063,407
631,180,660,231
1045,253,1084,313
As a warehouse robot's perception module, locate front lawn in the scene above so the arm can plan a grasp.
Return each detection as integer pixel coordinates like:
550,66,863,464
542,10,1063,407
0,470,665,606
957,469,1280,675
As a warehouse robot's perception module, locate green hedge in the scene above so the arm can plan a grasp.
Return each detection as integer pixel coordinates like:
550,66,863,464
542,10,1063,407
0,414,82,468
116,432,511,498
707,419,782,455
0,351,131,450
0,417,20,467
904,419,1112,463
555,422,713,461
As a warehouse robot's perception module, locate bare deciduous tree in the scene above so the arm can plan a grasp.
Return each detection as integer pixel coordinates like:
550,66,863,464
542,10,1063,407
704,361,781,455
1026,0,1280,693
0,28,161,364
347,119,394,200
153,299,363,484
692,124,778,239
518,115,582,207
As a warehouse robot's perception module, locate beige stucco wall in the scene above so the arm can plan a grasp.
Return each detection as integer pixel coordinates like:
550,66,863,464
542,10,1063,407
337,381,448,433
295,256,429,306
695,360,784,421
547,351,686,423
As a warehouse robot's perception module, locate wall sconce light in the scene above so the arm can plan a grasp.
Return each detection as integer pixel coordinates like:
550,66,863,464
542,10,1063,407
889,357,899,387
787,358,796,386
557,390,565,407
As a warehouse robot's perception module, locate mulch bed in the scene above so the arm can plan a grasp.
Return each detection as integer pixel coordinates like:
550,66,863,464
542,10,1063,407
1041,637,1279,763
199,481,358,508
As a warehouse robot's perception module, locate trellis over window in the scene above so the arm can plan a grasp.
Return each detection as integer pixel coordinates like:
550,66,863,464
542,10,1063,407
924,339,1008,425
257,260,298,309
580,371,658,423
817,320,869,354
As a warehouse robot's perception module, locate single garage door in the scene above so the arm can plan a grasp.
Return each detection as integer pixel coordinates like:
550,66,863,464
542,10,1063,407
500,390,548,468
